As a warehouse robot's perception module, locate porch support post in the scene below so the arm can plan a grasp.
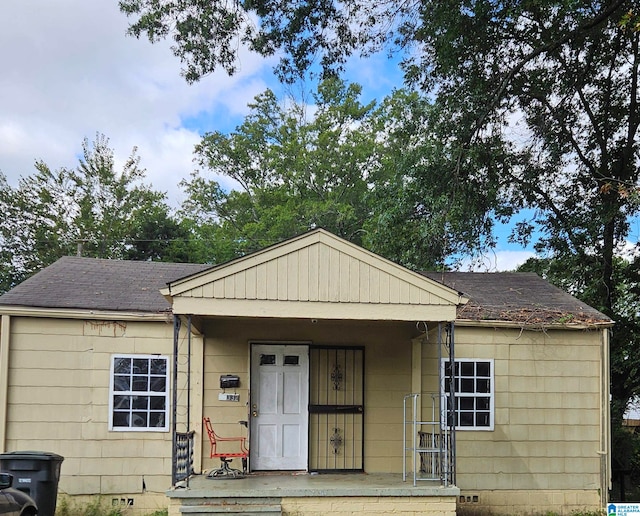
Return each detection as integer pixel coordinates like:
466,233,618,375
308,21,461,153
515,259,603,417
186,315,192,487
187,315,191,435
0,315,10,452
171,314,181,486
448,321,456,486
192,329,204,475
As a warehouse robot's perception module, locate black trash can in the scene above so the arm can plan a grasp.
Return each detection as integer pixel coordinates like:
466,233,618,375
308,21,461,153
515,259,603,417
0,451,64,516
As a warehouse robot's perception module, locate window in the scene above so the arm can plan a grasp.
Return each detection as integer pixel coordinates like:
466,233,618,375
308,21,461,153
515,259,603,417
109,354,169,431
443,359,494,430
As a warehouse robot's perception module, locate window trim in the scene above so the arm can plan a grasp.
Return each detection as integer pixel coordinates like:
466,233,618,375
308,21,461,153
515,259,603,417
442,358,494,431
109,354,170,432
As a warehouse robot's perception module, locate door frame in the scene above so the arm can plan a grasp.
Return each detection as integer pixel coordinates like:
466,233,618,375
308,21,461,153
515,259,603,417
249,341,311,471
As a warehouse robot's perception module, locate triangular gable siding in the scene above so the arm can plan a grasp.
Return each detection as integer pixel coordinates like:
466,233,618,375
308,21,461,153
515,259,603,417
181,243,439,306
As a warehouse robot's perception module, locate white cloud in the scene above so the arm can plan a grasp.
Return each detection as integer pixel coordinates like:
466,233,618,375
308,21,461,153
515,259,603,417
0,0,277,206
460,249,537,272
0,0,559,274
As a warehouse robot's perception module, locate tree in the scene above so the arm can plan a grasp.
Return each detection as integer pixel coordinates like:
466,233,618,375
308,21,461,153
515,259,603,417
180,79,378,259
122,204,196,262
118,0,639,296
404,5,640,461
180,78,502,268
361,89,510,270
0,134,185,292
416,2,640,420
121,0,640,467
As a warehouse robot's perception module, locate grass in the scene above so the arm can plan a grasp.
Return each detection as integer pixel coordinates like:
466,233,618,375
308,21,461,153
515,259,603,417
55,497,169,516
56,497,123,516
457,509,605,516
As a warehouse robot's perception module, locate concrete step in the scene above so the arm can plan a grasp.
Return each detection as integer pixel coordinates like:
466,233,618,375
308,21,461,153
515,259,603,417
180,502,282,514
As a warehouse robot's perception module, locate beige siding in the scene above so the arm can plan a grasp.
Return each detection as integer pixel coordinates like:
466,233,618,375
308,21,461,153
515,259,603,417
167,233,463,321
4,309,606,514
5,316,198,500
200,318,418,475
457,489,601,515
201,318,604,509
185,244,442,307
166,231,464,322
421,325,604,510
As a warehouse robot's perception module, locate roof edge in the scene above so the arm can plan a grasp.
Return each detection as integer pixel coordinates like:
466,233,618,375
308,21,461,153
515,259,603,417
0,305,173,322
454,318,614,330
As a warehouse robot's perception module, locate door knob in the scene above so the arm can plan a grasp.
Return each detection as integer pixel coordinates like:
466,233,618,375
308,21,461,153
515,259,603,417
252,411,258,417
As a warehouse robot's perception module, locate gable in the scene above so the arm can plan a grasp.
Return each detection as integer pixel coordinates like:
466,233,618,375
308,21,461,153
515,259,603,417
163,230,466,321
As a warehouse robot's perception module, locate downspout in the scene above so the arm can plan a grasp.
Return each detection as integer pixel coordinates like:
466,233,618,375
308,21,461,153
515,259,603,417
0,315,10,452
601,328,611,505
186,315,192,487
438,322,443,482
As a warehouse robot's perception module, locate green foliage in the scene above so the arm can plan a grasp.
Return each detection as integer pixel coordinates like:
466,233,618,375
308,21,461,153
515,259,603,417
180,79,499,269
119,0,252,83
0,134,191,294
418,2,640,443
610,424,640,501
56,496,169,516
118,0,372,83
56,497,124,516
361,89,507,270
180,79,375,259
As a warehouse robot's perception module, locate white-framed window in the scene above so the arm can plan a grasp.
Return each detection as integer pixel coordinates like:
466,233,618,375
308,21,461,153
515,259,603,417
443,358,494,431
109,354,169,432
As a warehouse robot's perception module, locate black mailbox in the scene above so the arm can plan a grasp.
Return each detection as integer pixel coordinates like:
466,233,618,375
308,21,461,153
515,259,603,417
220,375,240,389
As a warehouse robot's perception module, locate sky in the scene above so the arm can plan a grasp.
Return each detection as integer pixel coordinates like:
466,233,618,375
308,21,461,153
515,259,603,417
0,0,535,271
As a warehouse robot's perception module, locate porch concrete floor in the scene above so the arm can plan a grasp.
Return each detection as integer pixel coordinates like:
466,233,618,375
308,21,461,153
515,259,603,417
168,472,459,499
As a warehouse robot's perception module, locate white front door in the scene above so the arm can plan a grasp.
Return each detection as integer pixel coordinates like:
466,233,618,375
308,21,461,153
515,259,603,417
250,343,309,470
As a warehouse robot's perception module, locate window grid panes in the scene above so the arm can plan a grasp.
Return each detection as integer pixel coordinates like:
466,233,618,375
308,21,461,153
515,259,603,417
443,359,494,431
110,355,169,431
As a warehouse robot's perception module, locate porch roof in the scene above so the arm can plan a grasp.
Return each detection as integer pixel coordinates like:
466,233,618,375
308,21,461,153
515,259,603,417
161,229,466,322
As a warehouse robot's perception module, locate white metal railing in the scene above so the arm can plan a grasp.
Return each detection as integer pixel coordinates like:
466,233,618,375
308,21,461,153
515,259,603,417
403,393,452,486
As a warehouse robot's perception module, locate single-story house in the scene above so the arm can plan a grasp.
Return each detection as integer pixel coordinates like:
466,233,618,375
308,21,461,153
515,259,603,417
0,229,612,515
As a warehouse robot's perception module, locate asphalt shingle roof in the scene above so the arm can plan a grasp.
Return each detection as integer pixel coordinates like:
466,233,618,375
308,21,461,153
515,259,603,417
421,271,611,325
0,256,211,313
0,257,612,326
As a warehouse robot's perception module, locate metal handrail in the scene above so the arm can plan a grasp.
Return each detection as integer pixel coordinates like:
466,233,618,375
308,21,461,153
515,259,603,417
403,393,452,486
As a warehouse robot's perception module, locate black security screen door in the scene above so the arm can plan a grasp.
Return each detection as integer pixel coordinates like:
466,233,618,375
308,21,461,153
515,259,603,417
309,346,364,472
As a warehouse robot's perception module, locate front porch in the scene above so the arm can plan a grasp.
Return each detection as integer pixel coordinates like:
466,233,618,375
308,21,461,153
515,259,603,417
165,230,465,515
167,472,460,515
